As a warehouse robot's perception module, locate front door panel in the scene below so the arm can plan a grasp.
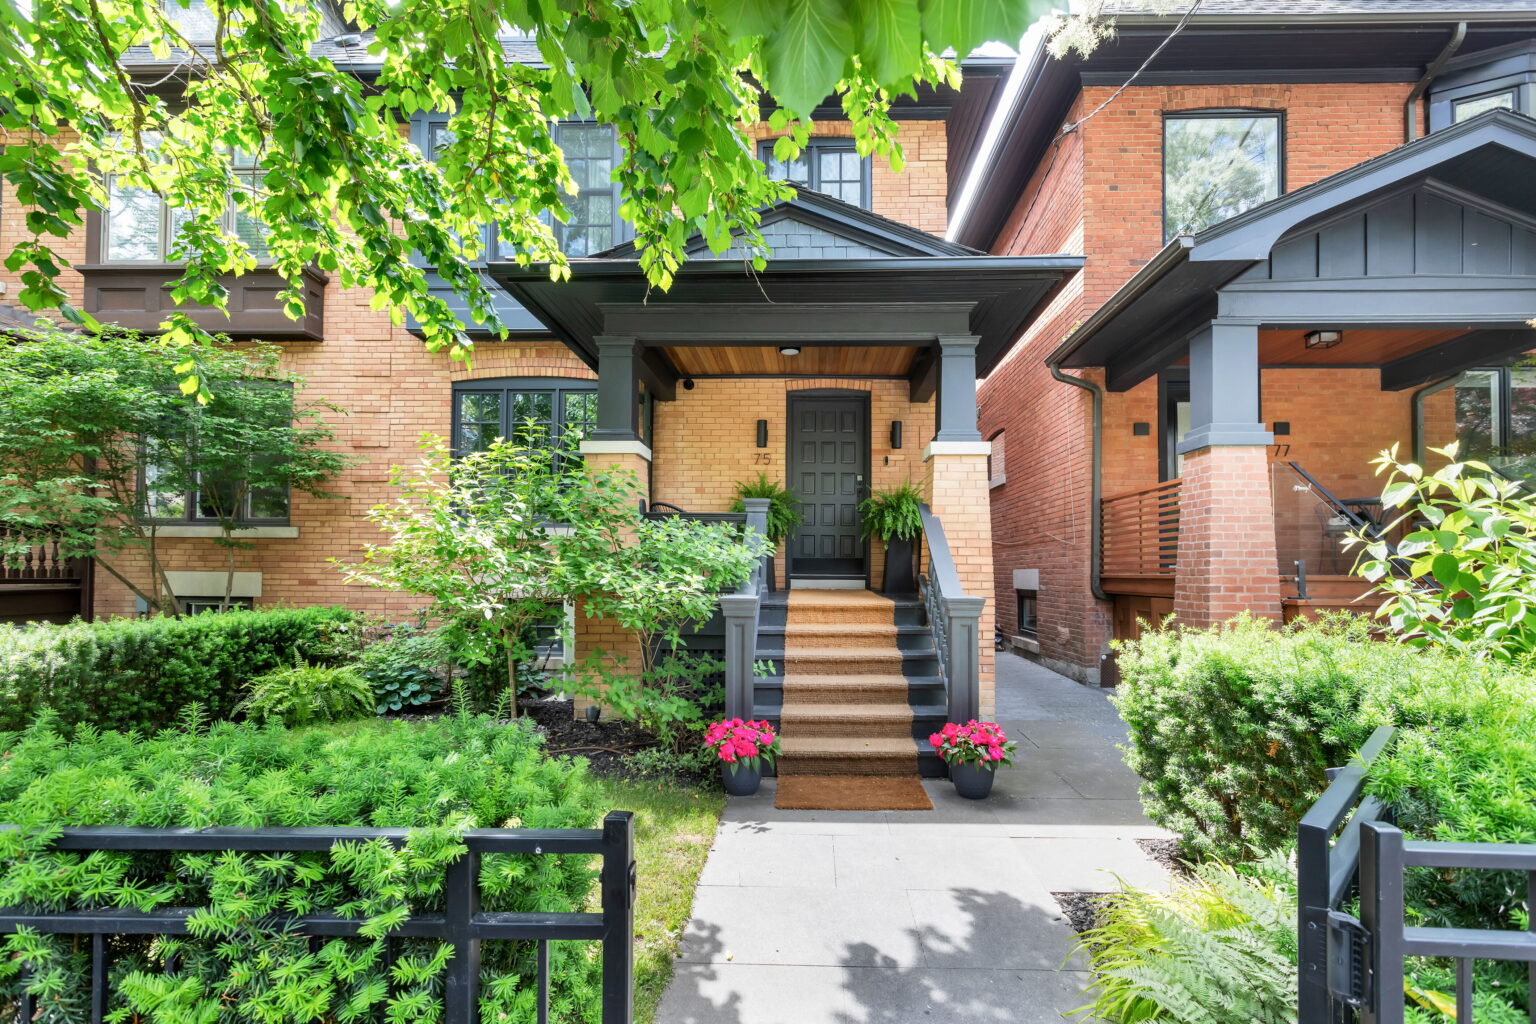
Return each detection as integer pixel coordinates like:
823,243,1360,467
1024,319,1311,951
788,396,867,578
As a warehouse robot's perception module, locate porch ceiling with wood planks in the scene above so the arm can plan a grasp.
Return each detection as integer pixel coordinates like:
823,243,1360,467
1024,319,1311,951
664,345,921,377
1258,328,1470,367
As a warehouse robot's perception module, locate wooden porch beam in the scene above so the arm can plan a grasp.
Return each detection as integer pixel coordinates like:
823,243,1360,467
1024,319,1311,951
908,346,937,403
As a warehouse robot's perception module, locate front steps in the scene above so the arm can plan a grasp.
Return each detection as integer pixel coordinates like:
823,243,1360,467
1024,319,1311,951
763,589,946,778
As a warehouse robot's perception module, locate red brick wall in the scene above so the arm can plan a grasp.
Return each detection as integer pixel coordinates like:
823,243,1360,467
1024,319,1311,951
980,81,1418,676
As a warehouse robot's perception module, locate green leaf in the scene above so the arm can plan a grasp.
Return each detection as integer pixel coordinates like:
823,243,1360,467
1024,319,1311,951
917,0,1046,61
759,0,855,116
850,0,923,86
1431,553,1461,588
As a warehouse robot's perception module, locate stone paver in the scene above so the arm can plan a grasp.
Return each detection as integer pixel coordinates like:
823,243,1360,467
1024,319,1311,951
657,653,1174,1024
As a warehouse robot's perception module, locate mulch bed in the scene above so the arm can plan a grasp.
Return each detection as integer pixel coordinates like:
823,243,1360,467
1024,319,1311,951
1136,837,1194,878
1053,891,1111,935
520,697,717,787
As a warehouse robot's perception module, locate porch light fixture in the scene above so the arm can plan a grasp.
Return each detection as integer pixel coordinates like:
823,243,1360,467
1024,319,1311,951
756,420,768,448
890,420,903,450
778,346,801,356
1304,329,1343,350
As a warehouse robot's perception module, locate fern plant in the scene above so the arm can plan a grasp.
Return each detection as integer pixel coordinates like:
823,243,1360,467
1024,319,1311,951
1070,852,1298,1024
238,661,375,727
729,473,803,545
859,480,924,546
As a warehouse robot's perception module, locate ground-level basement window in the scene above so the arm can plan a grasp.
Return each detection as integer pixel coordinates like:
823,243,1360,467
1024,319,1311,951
180,597,255,615
1016,590,1039,641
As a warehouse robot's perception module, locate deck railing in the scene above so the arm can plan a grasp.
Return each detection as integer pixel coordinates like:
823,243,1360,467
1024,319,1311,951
0,813,637,1024
1100,479,1182,577
0,530,85,583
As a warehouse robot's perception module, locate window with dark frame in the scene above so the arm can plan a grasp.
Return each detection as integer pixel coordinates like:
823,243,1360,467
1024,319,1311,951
1450,367,1536,483
1453,89,1518,122
180,596,255,615
1163,111,1283,240
758,138,872,208
451,378,598,459
1015,590,1039,641
104,147,268,263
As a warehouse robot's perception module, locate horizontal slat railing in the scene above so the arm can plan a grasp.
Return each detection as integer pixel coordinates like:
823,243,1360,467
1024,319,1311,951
1100,479,1181,577
0,813,636,1024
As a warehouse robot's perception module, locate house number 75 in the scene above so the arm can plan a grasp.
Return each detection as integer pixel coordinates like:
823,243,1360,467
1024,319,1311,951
753,453,772,465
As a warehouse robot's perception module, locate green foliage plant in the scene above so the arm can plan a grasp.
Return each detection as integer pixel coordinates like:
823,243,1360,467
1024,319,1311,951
238,661,375,727
0,605,357,734
357,627,451,714
1071,852,1299,1024
1112,614,1534,861
0,326,352,614
1349,442,1536,663
728,473,803,545
859,480,924,546
0,0,1063,377
581,653,727,752
0,713,605,1021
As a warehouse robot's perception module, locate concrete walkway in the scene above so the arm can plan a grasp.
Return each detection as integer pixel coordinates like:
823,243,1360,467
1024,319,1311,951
657,653,1175,1024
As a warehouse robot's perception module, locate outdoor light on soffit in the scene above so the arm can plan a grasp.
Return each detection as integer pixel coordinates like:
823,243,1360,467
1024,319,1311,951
778,346,801,356
1304,330,1343,350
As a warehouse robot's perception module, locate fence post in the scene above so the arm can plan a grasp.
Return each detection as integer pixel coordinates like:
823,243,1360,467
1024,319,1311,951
720,591,759,720
602,811,636,1024
442,847,482,1024
1360,821,1406,1024
942,594,984,723
1297,801,1332,1022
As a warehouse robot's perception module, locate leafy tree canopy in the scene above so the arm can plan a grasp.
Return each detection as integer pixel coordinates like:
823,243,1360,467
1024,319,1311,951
0,0,1056,383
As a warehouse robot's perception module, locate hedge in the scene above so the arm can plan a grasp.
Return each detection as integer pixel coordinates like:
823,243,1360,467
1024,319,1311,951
0,606,357,733
0,714,605,1021
1112,614,1536,861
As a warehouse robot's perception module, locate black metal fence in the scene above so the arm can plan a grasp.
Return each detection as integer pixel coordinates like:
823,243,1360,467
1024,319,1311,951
1298,726,1536,1022
0,811,636,1024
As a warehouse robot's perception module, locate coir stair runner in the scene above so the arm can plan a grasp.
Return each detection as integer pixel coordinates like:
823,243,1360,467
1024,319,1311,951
774,589,932,811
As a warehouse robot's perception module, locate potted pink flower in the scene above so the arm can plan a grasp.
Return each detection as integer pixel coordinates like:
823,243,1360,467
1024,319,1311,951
929,720,1017,799
704,718,779,796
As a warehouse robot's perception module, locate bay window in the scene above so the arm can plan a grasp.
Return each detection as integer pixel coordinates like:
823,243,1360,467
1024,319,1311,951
103,148,268,262
1163,111,1283,240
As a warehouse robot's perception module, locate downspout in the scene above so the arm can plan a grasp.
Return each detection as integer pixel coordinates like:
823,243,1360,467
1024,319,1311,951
1049,361,1109,602
1404,22,1466,141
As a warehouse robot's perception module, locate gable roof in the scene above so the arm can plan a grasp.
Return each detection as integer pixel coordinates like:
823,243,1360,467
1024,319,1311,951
594,188,983,261
1050,108,1536,374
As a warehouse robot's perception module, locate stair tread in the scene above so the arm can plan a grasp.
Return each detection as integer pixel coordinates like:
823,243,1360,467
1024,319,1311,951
780,673,910,687
781,703,915,720
780,736,917,754
780,647,906,658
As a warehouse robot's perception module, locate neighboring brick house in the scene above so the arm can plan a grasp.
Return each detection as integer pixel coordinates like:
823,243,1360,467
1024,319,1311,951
0,32,1085,775
950,1,1536,683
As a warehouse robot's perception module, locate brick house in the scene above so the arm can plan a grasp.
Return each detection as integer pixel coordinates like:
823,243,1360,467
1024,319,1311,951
950,1,1536,684
0,35,1086,777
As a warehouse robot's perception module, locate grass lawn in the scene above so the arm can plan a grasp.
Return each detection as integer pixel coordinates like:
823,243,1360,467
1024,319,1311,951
593,777,724,1024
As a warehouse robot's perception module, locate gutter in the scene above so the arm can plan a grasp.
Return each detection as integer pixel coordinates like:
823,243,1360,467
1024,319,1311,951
1046,237,1193,368
1405,22,1467,142
1048,360,1108,603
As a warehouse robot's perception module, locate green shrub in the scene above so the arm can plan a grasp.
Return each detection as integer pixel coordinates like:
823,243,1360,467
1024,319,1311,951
1071,853,1298,1024
0,713,605,1021
1112,614,1535,860
239,662,375,726
858,480,923,544
358,627,451,713
0,606,356,734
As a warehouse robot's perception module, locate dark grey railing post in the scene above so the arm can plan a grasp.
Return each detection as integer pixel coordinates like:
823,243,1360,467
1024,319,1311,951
721,500,767,720
1360,821,1406,1024
943,594,984,723
443,848,482,1024
601,811,636,1024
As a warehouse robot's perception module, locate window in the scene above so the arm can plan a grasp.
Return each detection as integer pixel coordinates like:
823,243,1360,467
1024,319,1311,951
104,148,267,262
758,138,871,208
1450,367,1536,482
1159,371,1191,481
987,431,1006,488
164,0,217,41
451,378,598,457
1015,590,1039,641
1163,112,1282,239
1454,89,1518,122
181,596,254,614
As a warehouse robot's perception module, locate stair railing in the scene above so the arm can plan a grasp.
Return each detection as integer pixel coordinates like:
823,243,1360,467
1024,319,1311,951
917,503,984,724
720,498,769,720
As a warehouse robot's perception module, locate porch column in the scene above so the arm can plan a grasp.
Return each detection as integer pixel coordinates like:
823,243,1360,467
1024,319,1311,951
933,335,984,443
574,336,650,720
923,333,995,718
1172,320,1283,628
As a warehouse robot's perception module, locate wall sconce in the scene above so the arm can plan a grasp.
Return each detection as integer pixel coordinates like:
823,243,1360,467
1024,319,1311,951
756,420,768,448
890,421,903,450
1304,329,1343,350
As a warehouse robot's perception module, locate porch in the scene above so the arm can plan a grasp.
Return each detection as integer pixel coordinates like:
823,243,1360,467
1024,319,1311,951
1062,110,1536,638
491,190,1081,777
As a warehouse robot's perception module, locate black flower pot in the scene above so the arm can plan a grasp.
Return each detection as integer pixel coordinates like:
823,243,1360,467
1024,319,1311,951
721,761,762,796
883,536,917,595
949,761,996,800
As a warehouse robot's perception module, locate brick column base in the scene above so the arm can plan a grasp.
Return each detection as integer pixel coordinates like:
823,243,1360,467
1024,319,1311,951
924,446,996,720
1172,445,1283,628
572,443,651,718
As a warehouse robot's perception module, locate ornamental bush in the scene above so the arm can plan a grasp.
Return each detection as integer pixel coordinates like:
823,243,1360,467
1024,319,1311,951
0,606,355,734
1113,614,1536,861
0,713,606,1022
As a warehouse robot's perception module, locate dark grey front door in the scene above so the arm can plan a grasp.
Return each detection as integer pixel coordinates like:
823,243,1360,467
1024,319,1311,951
788,394,868,578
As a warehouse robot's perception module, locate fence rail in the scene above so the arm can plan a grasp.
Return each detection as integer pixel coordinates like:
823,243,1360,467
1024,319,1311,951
0,812,636,1024
1100,479,1181,577
1298,727,1536,1022
0,529,85,583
